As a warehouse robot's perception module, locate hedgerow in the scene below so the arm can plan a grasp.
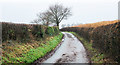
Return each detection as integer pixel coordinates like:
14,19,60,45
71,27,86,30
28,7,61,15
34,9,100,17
60,21,120,63
2,22,61,64
2,22,59,42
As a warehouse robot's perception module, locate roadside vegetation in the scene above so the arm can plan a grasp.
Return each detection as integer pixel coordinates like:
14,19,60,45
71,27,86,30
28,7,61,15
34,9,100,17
2,33,63,63
61,20,120,63
70,32,111,63
2,22,63,64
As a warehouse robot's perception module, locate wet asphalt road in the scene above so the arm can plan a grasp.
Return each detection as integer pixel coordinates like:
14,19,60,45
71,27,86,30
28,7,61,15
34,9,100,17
43,32,89,64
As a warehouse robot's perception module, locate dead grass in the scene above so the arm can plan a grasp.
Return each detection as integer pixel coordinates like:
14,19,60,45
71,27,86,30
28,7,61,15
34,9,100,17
2,35,54,63
73,20,119,28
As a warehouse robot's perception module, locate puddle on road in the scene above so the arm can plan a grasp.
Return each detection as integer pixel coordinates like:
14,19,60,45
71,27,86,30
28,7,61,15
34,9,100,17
66,34,73,38
43,32,89,64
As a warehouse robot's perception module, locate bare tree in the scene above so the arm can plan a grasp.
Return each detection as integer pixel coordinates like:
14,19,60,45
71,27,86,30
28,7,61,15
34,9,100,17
31,11,52,26
48,4,72,26
37,12,52,26
32,4,72,26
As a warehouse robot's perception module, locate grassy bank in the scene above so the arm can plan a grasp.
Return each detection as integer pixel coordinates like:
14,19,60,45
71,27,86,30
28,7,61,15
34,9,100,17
69,32,115,63
2,32,63,63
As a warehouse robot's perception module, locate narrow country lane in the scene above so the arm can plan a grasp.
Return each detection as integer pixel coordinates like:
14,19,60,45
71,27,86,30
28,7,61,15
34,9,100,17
43,32,89,64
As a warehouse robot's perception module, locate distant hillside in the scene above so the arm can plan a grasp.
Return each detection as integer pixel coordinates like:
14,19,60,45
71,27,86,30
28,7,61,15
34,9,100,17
73,20,119,28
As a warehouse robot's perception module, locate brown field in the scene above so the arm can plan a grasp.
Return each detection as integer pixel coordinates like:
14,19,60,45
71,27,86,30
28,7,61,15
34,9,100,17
73,20,119,28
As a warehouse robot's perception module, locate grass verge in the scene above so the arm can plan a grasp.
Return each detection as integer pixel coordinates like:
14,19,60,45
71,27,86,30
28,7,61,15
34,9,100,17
2,32,63,64
69,32,106,63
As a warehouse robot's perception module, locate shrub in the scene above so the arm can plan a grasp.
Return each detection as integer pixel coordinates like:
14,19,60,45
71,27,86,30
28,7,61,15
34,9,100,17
45,27,55,36
32,25,45,39
53,26,59,34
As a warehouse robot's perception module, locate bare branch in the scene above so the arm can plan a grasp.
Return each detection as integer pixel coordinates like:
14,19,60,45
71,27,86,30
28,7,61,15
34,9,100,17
32,4,72,26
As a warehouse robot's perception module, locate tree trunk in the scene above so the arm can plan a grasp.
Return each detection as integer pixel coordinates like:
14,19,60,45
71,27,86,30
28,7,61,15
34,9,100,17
46,21,49,26
56,16,59,26
57,22,59,26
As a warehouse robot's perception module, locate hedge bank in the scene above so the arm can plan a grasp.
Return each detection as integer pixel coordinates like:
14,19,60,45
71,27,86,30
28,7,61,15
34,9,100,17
2,22,61,63
60,22,120,63
2,22,59,42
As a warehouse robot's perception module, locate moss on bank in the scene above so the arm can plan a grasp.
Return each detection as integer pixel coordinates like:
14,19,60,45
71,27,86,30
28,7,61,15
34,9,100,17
2,32,63,64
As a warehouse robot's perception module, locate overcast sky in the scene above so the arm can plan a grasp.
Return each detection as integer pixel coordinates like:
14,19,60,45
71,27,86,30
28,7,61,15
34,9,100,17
0,0,119,27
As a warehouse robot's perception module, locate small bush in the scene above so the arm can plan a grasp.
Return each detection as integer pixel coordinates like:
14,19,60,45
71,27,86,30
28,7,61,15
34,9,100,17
45,27,55,36
32,25,45,39
53,26,59,34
